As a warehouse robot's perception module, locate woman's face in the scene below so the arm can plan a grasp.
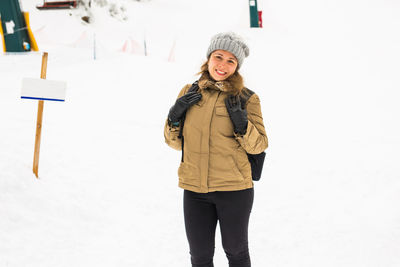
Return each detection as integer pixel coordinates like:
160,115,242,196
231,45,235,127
207,50,238,81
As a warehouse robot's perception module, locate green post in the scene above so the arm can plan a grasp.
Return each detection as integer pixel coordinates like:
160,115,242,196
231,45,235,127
249,0,259,28
0,0,30,52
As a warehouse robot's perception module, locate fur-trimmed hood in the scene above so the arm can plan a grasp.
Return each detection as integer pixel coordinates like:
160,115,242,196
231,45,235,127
198,71,244,95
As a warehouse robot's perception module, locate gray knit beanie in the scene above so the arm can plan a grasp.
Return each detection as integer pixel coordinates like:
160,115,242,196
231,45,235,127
206,32,250,69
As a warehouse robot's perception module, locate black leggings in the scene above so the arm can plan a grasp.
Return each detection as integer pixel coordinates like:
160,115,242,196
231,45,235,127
183,188,254,267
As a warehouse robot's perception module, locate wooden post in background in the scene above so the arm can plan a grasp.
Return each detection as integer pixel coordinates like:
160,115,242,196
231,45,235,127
33,52,48,178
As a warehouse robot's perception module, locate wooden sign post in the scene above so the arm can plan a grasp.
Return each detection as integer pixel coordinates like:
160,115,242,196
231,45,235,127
33,52,48,178
21,52,67,178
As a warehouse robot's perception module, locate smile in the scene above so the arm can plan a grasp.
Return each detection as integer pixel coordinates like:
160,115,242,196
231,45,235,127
215,70,226,76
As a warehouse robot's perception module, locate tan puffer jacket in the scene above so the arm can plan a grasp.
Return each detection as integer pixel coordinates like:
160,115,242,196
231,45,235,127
164,72,268,193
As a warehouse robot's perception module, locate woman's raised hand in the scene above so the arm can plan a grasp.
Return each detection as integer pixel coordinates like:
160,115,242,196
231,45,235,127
224,95,248,135
168,82,202,123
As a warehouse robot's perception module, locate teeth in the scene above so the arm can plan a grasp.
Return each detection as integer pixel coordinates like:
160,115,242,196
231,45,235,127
216,70,226,75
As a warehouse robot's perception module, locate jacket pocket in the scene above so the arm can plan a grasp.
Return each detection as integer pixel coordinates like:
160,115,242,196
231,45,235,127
235,147,252,179
178,161,200,186
214,105,234,137
229,156,245,180
208,154,244,187
215,106,229,116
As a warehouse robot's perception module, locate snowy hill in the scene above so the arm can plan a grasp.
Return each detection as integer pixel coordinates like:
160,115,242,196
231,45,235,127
1,0,400,266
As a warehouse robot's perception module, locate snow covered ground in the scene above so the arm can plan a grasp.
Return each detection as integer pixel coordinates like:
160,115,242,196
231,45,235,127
1,0,400,266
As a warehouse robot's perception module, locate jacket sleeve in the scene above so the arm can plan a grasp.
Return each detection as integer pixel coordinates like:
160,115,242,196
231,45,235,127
235,93,268,154
163,84,191,151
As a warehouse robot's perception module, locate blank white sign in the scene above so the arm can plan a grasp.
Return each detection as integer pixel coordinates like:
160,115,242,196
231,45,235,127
21,78,67,102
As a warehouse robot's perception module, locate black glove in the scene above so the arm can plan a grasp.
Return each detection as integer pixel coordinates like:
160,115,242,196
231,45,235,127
168,82,202,123
225,95,248,135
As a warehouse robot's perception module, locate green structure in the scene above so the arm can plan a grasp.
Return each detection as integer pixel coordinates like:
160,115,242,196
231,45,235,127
249,0,260,28
0,0,38,52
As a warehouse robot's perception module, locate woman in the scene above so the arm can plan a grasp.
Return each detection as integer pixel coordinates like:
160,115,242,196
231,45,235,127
164,32,268,267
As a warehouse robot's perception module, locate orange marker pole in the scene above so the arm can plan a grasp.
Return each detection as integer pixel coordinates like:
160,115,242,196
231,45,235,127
33,52,48,178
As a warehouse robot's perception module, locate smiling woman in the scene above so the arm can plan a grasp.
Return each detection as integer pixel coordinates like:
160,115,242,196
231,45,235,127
164,32,268,267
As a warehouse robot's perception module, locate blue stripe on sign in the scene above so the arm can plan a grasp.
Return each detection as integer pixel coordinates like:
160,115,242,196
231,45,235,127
21,96,65,102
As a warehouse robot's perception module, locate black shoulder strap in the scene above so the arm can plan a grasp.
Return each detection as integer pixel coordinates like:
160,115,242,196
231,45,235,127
178,81,199,162
240,88,255,109
178,81,199,139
